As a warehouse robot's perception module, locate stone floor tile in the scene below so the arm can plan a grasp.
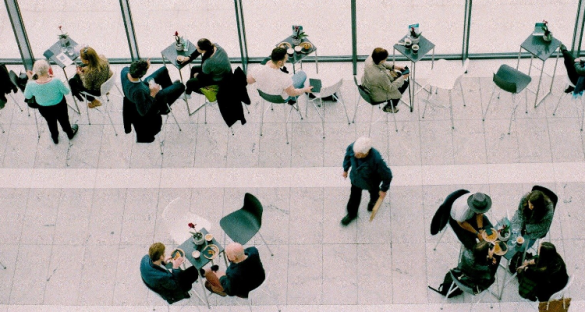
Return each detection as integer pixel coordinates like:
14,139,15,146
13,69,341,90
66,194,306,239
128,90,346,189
322,244,357,304
9,244,51,304
43,245,85,305
77,245,119,305
288,188,323,245
391,243,428,304
53,189,93,245
286,244,322,305
291,122,324,167
0,189,29,244
420,120,454,166
161,123,197,168
357,244,393,305
21,188,61,245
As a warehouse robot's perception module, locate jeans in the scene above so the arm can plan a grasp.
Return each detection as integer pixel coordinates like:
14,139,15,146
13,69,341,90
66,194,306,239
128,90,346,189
346,184,379,218
37,97,74,141
285,70,307,102
146,67,185,109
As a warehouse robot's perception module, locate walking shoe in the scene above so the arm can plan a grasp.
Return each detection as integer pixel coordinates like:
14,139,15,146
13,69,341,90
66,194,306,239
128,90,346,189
52,136,59,144
68,124,79,140
383,104,399,113
341,215,356,226
88,99,102,108
565,86,575,94
367,201,376,212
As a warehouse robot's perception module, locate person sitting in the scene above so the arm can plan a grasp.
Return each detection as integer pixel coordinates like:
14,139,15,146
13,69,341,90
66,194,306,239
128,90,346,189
23,59,78,144
449,192,493,250
68,46,110,108
121,59,185,143
203,242,265,298
560,44,585,94
457,241,500,291
511,190,554,244
176,38,232,98
516,242,569,302
361,47,409,113
140,242,198,304
246,47,313,104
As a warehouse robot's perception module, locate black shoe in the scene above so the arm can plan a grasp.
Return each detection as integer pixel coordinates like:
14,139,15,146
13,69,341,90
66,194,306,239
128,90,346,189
308,93,317,99
341,215,356,226
287,98,297,105
565,86,575,94
560,44,568,52
68,124,79,140
52,136,59,144
383,104,399,113
367,202,376,212
199,268,206,277
211,265,219,272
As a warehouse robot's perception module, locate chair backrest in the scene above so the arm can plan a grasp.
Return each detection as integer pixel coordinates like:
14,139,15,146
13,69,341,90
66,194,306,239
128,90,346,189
548,275,573,302
257,89,286,104
248,271,270,301
532,185,558,210
318,78,343,98
242,193,263,227
100,69,117,96
493,72,517,93
449,269,478,295
161,197,212,244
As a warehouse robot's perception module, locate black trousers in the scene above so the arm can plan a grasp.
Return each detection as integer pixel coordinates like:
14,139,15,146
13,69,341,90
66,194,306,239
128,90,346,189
388,79,410,107
346,184,379,218
449,215,493,250
37,97,74,140
185,66,215,95
562,49,579,85
68,74,100,102
177,266,199,291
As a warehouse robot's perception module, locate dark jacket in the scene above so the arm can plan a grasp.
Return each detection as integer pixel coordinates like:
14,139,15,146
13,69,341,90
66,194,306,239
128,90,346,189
511,193,554,240
458,248,497,292
219,247,265,298
343,143,392,192
430,189,470,235
140,255,188,303
123,97,162,143
574,61,585,95
519,254,569,301
216,67,248,127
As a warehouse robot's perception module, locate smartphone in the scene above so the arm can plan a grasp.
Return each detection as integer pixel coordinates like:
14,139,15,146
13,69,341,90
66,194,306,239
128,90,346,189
402,68,410,75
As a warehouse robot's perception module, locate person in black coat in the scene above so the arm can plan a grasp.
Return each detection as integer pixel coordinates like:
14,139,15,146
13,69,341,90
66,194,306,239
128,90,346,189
516,242,569,301
140,242,198,304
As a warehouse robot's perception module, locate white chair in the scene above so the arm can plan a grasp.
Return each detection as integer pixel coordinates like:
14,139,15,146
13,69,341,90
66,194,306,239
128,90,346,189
258,89,303,144
442,269,500,311
422,59,470,130
305,78,351,138
229,271,280,312
542,275,574,310
80,69,122,135
160,197,212,245
553,76,585,131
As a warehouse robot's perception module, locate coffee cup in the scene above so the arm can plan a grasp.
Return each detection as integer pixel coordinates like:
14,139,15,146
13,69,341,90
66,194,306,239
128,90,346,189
404,38,412,49
191,250,200,259
516,236,525,245
412,44,419,54
287,48,294,56
205,233,213,243
294,46,302,53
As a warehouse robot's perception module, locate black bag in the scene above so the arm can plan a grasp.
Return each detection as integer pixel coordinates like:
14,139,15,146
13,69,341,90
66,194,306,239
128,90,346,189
428,270,464,298
25,96,39,109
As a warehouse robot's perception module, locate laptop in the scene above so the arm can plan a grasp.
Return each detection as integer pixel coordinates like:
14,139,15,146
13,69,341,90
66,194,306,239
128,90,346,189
533,22,546,36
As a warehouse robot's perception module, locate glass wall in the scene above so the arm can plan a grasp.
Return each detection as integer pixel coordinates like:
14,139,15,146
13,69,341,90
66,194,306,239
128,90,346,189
469,0,577,54
357,1,465,56
19,0,130,59
0,4,21,58
128,0,240,59
243,0,352,57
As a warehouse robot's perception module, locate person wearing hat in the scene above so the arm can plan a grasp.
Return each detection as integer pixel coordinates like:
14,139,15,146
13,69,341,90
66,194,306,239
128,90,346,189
448,192,493,250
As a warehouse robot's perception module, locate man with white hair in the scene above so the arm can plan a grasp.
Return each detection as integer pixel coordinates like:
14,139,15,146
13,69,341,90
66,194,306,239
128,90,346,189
341,136,393,226
203,242,265,298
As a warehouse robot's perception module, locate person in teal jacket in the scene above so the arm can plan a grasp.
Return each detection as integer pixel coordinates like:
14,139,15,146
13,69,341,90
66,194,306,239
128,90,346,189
341,136,393,226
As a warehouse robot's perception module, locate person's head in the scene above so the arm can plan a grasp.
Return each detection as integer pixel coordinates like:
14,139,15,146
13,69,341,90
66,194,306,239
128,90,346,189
467,192,492,214
536,242,559,270
472,241,493,266
148,242,166,262
129,59,149,79
270,47,288,67
33,59,50,77
523,190,551,221
196,38,214,54
353,136,372,158
371,48,389,65
225,242,245,263
79,46,101,68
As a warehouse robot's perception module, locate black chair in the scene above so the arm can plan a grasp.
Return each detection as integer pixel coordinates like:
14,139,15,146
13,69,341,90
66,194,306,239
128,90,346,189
257,89,302,145
483,64,532,134
351,76,398,134
219,193,274,256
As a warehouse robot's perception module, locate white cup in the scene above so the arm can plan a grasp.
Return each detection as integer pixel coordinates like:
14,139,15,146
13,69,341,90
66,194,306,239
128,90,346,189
192,250,200,259
412,44,419,54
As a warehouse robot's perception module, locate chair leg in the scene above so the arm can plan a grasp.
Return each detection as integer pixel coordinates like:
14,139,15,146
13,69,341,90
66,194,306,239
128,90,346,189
168,104,182,131
422,86,432,119
284,104,289,144
459,81,466,107
243,103,250,114
0,260,5,269
483,85,497,121
581,96,585,131
260,100,265,137
258,232,274,256
352,96,361,123
552,93,565,116
390,101,398,132
368,105,375,136
33,109,40,139
508,95,518,135
83,95,92,125
104,98,118,136
334,92,351,125
8,93,23,112
433,229,447,251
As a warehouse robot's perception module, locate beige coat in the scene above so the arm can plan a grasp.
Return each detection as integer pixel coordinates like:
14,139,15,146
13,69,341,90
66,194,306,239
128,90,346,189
361,56,406,103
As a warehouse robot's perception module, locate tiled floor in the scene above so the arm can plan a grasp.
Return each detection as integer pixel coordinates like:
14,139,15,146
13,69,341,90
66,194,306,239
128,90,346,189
0,59,584,312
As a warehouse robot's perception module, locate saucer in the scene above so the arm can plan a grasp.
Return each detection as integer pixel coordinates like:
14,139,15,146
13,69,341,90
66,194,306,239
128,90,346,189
202,244,219,260
171,248,185,260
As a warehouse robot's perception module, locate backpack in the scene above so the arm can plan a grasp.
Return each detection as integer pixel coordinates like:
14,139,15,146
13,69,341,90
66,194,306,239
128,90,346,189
428,270,464,298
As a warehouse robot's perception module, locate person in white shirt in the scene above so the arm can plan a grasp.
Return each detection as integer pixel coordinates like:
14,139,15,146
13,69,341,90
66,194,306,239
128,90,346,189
448,192,493,249
246,47,312,103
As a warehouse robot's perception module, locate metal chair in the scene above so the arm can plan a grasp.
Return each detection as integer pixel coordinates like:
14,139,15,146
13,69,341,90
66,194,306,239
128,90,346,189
352,76,398,134
257,89,303,145
305,78,351,139
553,76,585,131
229,271,280,312
422,59,470,129
0,259,5,269
80,69,122,135
160,197,212,245
442,269,500,311
219,193,274,256
483,65,532,134
543,275,573,310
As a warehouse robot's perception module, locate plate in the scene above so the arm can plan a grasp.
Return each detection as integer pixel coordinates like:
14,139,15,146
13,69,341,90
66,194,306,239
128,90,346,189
300,42,313,52
202,244,220,260
277,42,292,50
493,241,508,256
171,248,185,260
482,228,498,243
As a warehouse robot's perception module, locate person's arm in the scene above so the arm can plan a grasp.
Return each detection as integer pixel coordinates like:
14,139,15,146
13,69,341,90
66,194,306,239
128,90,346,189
284,84,313,97
457,220,482,239
246,74,256,85
511,198,526,231
56,79,70,95
376,157,393,193
525,204,554,239
23,81,34,99
134,87,157,117
342,144,353,174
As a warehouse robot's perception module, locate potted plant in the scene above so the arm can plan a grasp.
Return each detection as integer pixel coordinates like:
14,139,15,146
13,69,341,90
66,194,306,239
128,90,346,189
189,222,205,245
174,31,186,51
542,20,552,42
409,26,422,44
292,25,308,46
497,224,511,241
58,25,70,47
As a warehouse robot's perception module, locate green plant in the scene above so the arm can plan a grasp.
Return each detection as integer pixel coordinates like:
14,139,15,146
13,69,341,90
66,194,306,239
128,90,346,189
58,25,68,39
542,20,551,36
188,222,202,239
499,224,510,237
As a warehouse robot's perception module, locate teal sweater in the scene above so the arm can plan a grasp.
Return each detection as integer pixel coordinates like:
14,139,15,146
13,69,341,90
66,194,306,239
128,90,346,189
24,79,70,106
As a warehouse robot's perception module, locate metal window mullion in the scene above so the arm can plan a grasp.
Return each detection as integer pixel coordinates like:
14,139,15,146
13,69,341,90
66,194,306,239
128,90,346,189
234,0,249,72
571,0,585,55
462,0,472,62
351,0,357,76
119,0,140,61
4,0,34,70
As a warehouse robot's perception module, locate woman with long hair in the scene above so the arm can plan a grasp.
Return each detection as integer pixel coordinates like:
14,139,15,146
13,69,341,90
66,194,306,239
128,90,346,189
24,59,78,144
68,46,110,108
511,190,554,241
457,241,499,291
517,242,569,301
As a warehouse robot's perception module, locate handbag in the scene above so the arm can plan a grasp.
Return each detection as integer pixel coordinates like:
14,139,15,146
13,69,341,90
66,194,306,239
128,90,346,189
25,96,39,109
539,298,571,312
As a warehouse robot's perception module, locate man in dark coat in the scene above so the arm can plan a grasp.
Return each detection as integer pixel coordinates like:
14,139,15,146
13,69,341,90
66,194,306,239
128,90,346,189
341,136,393,226
140,242,198,304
